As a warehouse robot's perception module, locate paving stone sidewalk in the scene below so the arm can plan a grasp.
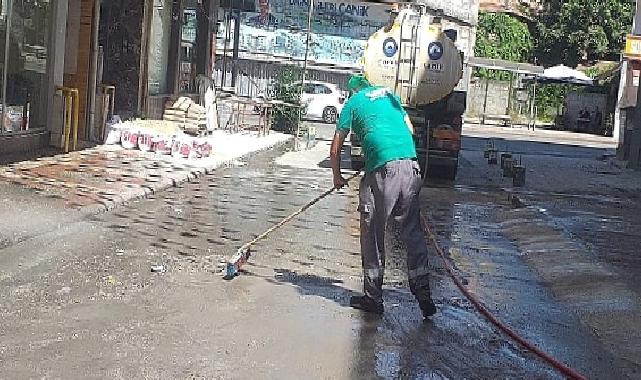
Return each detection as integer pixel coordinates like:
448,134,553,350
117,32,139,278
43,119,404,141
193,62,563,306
0,131,292,214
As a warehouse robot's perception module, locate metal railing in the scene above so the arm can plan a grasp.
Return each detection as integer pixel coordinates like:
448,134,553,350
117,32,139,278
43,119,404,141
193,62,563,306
56,86,80,153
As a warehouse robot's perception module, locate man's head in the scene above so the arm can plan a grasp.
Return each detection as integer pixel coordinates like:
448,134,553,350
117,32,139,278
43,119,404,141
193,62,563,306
347,74,371,95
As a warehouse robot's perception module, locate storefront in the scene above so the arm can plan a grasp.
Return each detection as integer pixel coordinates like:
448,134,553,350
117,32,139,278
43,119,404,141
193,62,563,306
0,0,217,155
213,0,394,95
0,0,53,135
0,0,100,154
143,0,216,119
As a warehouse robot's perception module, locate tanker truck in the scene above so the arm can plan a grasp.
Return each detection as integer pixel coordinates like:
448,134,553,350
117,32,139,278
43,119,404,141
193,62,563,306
350,2,478,180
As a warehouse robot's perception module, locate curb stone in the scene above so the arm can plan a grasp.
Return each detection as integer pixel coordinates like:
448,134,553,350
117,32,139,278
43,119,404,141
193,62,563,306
82,136,294,216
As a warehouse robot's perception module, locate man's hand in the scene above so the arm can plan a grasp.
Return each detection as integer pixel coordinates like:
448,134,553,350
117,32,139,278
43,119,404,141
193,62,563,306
334,175,348,190
330,131,349,190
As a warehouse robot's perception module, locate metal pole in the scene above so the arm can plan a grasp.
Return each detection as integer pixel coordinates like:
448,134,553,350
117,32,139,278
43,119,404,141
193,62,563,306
231,8,240,89
87,0,102,141
481,77,489,125
529,78,538,130
297,0,314,139
221,2,232,88
2,0,13,134
507,72,513,117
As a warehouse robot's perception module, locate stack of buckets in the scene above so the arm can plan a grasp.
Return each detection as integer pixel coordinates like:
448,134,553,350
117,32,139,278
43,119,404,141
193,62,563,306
484,141,526,187
120,128,213,159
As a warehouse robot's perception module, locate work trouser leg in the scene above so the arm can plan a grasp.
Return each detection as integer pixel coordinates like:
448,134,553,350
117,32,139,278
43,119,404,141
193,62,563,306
359,165,401,303
401,197,432,302
392,161,433,302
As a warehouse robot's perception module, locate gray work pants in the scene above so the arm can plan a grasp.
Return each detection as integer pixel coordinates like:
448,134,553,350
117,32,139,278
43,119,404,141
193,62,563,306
359,159,432,303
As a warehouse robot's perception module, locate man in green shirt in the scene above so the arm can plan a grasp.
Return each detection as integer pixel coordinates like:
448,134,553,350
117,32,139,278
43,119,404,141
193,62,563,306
330,75,437,319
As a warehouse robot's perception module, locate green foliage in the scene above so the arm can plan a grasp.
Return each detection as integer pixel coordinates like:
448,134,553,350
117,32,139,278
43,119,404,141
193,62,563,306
271,66,306,133
534,84,576,122
533,64,618,122
474,12,533,80
535,0,635,66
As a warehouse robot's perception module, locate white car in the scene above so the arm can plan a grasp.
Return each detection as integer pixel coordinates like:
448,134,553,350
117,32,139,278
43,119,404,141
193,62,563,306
254,81,347,124
299,81,346,124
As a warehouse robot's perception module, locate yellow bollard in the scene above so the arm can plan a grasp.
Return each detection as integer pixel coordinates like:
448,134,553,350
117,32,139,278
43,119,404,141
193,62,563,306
72,89,79,151
63,93,72,153
56,86,80,153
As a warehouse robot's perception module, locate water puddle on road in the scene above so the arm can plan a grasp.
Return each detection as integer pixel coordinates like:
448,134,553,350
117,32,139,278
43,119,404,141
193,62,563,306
86,144,632,378
419,184,626,379
497,190,641,377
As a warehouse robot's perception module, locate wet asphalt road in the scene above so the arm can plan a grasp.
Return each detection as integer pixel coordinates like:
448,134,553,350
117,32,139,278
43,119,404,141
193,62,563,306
0,124,639,378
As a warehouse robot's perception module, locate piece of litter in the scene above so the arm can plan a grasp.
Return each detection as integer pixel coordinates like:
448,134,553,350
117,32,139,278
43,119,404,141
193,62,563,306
57,286,72,295
151,265,166,273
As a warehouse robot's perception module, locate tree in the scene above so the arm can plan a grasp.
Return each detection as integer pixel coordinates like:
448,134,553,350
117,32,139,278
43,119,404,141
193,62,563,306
474,12,534,79
272,66,306,133
535,0,635,67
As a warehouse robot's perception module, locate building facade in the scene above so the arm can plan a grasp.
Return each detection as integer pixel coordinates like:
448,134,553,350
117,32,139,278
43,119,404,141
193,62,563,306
0,0,217,156
214,0,479,97
479,0,541,17
0,0,61,153
616,0,641,169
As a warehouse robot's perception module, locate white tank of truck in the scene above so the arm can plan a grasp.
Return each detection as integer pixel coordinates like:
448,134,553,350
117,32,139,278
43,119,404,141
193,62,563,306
362,7,464,107
352,4,477,180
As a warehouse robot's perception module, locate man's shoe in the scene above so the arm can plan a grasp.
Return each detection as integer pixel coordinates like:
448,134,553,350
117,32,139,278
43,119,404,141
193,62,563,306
350,295,384,315
418,298,437,319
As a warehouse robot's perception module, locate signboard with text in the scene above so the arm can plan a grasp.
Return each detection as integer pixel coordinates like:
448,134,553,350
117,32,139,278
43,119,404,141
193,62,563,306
624,34,641,59
217,0,393,66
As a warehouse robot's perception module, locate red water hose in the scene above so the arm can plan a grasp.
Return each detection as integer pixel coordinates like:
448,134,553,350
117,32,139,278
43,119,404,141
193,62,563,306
420,213,589,380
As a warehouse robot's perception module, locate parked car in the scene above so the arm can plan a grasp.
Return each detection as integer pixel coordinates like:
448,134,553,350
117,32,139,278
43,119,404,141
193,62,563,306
254,80,346,124
299,81,346,124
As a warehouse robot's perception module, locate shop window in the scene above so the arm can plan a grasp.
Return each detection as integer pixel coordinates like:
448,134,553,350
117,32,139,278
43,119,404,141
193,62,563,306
0,0,50,134
179,8,198,93
220,0,256,12
148,0,172,95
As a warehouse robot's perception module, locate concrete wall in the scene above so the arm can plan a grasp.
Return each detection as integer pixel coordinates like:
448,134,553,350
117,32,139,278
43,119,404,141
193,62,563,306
565,92,607,131
628,127,641,169
0,132,51,155
466,79,511,118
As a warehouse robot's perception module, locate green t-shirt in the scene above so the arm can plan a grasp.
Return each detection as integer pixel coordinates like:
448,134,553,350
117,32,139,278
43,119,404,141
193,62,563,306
337,86,416,173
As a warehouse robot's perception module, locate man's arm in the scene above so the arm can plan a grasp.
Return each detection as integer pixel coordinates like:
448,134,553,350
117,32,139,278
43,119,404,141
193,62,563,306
330,130,348,189
404,114,414,135
332,100,353,189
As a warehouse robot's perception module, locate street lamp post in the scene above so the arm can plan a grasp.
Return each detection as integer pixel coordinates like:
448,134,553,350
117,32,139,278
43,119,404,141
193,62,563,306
296,0,314,140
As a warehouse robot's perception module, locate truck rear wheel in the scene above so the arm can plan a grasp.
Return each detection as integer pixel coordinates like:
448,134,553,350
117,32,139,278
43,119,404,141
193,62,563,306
426,162,458,181
443,164,458,181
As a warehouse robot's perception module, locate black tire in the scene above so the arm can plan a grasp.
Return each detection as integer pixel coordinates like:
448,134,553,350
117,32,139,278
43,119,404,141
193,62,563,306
426,164,458,181
443,165,458,181
323,107,338,124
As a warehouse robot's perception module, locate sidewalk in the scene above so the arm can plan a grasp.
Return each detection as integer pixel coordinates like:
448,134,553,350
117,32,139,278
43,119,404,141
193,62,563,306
0,130,292,215
463,123,617,149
